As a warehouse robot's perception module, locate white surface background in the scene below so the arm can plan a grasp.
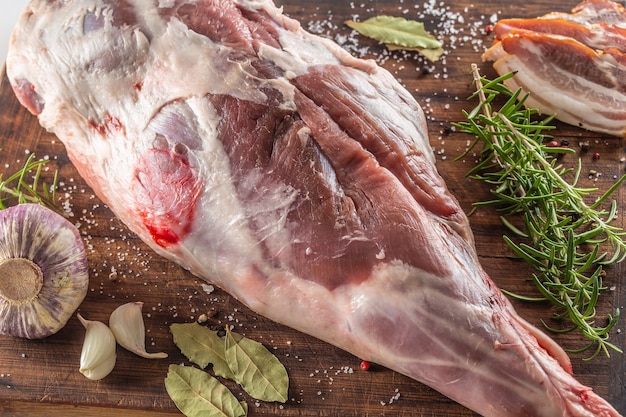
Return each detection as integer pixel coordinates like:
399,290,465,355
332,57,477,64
1,1,29,66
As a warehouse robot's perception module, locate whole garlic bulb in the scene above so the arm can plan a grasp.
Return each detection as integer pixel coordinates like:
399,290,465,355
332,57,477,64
78,314,117,380
0,204,89,338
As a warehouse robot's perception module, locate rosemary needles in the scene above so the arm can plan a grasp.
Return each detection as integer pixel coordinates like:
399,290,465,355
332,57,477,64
0,151,58,211
455,64,625,359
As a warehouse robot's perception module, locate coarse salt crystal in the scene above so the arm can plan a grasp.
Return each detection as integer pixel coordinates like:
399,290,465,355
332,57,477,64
201,283,215,294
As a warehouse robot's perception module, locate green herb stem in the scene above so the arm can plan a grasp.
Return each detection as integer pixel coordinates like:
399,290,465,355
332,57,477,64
454,64,624,359
0,152,59,211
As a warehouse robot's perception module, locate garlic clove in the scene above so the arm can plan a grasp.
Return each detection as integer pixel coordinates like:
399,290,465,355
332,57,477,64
78,313,117,380
0,204,89,339
109,301,168,359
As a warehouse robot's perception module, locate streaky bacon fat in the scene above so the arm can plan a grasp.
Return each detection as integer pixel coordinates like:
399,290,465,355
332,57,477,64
483,0,626,136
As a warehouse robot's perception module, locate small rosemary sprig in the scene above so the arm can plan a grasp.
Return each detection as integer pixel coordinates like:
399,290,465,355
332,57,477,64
0,151,59,211
454,64,625,359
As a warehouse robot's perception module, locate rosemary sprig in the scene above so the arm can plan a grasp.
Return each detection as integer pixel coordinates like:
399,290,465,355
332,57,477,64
0,151,59,211
454,64,625,359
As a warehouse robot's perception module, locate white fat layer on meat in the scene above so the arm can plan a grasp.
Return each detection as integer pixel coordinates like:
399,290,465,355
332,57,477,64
131,0,166,39
168,97,267,264
238,256,566,417
8,0,297,270
10,0,275,135
7,0,315,299
258,31,434,165
343,68,435,165
158,0,177,7
258,29,343,78
143,19,268,105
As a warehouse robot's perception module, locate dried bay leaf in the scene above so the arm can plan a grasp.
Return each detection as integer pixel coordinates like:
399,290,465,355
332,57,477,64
165,364,247,417
345,16,443,61
345,16,441,48
225,328,289,403
385,42,444,62
168,323,289,408
170,322,235,380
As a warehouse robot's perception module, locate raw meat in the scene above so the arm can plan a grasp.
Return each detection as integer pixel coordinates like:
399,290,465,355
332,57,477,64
483,0,626,137
6,0,623,416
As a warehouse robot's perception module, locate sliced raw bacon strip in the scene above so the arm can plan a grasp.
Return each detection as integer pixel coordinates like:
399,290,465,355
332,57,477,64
483,31,626,136
564,0,626,26
545,0,626,25
6,0,623,416
494,17,626,52
484,0,626,136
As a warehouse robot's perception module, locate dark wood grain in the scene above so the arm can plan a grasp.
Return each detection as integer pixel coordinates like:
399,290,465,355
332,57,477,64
0,0,624,416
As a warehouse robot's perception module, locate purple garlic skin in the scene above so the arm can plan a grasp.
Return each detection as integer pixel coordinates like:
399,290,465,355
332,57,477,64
0,204,89,338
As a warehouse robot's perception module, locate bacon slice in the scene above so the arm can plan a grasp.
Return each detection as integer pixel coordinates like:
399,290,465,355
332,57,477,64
560,0,626,25
494,17,626,51
483,0,626,136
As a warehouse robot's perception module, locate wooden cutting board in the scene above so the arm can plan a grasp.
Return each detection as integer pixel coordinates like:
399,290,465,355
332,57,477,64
0,0,624,416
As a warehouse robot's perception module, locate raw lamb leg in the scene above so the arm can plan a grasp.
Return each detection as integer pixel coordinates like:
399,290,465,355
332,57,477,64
5,0,622,416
